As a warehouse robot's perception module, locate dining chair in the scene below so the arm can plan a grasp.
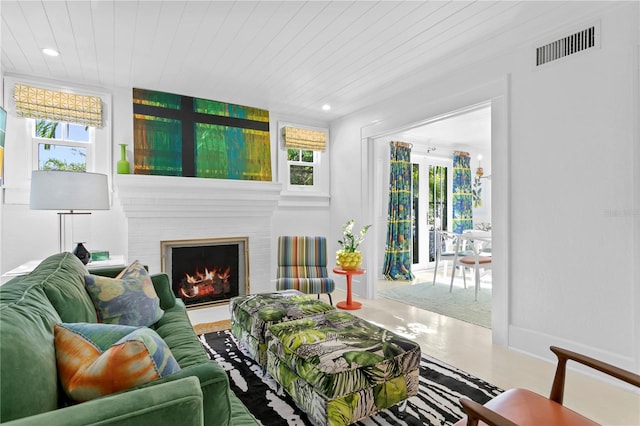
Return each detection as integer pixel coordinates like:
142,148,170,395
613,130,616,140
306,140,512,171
275,236,334,305
432,230,472,286
454,346,640,426
449,230,492,301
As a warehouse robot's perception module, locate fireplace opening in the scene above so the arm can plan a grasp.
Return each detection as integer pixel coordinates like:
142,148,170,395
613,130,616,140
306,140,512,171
161,237,249,309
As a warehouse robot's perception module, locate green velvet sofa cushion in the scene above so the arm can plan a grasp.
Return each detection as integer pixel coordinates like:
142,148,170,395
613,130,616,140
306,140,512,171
0,279,61,422
38,253,98,323
2,376,205,426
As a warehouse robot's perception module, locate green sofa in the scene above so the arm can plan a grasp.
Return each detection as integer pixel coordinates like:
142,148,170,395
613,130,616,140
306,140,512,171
0,252,257,426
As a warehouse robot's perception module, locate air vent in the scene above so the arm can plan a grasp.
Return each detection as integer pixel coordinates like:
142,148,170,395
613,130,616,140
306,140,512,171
536,25,597,66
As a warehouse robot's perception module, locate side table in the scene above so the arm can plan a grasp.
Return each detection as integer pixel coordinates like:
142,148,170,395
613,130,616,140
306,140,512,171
333,267,365,310
1,255,126,285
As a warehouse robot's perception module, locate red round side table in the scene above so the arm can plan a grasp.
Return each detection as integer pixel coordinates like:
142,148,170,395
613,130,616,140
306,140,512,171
333,267,365,310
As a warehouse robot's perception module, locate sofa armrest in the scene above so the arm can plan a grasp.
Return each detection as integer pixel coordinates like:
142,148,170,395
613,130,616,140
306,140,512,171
150,272,177,310
3,376,203,426
147,362,234,426
86,265,131,277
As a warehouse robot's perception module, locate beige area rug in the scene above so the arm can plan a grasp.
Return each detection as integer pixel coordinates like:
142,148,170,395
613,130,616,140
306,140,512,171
378,281,491,328
193,319,231,335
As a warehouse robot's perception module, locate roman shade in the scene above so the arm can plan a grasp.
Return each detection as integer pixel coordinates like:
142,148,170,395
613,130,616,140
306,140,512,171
14,83,103,127
282,126,326,151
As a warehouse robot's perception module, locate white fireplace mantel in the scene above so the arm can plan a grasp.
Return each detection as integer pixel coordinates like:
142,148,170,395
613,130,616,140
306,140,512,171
114,174,282,218
113,174,282,324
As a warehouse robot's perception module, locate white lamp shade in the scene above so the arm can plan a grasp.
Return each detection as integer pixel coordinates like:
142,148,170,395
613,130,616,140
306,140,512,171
30,170,109,211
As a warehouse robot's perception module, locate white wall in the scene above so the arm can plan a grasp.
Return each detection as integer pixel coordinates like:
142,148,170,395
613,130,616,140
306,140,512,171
1,2,637,372
269,111,333,284
0,86,333,273
331,3,639,370
0,81,334,322
0,78,127,272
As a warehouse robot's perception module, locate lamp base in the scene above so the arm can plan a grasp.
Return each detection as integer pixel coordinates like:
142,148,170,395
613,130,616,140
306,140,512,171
73,242,91,265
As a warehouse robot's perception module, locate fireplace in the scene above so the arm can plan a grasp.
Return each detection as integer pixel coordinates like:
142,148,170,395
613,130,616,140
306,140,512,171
160,237,249,309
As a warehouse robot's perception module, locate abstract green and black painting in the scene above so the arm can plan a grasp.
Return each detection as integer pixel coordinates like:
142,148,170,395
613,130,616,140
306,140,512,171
133,88,271,181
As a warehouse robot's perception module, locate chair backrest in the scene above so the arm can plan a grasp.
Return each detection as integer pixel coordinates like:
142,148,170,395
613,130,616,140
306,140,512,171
436,231,472,256
277,236,329,279
463,229,492,254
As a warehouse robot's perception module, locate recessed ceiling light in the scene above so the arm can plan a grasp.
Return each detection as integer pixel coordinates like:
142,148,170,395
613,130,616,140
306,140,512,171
42,48,60,57
322,104,331,111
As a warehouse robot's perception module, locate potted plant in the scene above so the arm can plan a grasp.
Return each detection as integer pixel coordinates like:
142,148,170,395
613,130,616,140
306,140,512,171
336,219,371,270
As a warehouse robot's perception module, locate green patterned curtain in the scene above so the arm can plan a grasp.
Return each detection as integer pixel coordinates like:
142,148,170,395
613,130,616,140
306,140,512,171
452,151,473,234
383,142,414,281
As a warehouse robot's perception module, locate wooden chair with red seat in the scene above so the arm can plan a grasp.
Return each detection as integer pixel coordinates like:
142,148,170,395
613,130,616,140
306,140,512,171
455,346,640,426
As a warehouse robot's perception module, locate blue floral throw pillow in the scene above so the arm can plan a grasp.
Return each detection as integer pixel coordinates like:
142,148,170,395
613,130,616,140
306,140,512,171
84,260,164,327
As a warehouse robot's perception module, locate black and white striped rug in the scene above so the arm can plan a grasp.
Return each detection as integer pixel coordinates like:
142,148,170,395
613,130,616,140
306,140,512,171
201,330,502,426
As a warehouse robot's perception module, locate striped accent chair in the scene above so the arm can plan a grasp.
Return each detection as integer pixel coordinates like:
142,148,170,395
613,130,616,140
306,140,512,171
276,236,335,305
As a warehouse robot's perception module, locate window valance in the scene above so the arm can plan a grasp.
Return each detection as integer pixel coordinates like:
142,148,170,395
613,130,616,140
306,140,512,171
283,126,326,151
14,83,103,127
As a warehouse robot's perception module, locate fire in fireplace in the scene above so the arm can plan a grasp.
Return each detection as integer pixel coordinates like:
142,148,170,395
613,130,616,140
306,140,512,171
161,237,249,309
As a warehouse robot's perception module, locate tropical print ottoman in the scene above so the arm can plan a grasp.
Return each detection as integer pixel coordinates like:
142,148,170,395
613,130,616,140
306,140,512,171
230,290,335,367
266,311,421,426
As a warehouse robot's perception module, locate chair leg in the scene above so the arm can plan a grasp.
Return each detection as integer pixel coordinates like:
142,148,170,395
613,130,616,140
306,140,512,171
474,264,480,301
450,248,460,292
450,265,456,292
462,266,467,289
313,292,333,306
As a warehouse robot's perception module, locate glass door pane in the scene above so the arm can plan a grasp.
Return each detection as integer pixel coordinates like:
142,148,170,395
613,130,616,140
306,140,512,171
428,165,448,262
412,163,420,264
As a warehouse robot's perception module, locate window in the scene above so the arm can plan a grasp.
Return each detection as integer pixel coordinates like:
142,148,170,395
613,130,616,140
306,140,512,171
32,119,93,171
287,148,317,187
278,122,330,205
1,78,111,206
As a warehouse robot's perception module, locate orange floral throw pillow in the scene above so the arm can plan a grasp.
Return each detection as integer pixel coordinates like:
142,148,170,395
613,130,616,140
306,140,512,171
54,322,180,402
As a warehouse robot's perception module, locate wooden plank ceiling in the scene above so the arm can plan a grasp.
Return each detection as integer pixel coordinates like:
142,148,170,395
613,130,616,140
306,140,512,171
0,1,612,121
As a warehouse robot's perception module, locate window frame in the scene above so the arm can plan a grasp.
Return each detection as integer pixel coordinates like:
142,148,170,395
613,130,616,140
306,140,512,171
31,119,95,171
286,147,319,190
277,121,330,206
1,75,112,206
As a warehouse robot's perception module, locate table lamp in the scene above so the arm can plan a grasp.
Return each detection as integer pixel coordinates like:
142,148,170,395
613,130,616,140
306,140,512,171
29,170,109,256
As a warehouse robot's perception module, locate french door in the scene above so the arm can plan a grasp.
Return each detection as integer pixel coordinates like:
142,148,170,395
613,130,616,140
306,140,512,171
411,156,450,271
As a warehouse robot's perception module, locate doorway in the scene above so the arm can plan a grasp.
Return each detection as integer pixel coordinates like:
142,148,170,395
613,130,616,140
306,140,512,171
372,103,491,273
369,102,493,326
361,80,509,344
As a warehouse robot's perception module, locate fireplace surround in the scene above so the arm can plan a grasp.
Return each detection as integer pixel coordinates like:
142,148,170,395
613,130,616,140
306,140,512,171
115,174,281,321
161,237,249,309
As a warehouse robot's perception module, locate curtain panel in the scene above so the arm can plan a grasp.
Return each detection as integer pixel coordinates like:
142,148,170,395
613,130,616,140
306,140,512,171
452,151,473,234
13,84,103,128
382,141,414,281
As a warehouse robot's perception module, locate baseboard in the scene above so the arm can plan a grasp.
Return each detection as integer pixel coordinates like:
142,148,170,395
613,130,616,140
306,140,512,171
508,324,637,390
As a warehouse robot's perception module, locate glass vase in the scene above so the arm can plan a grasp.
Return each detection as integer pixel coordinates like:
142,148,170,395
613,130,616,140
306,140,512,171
73,242,91,265
117,144,130,174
